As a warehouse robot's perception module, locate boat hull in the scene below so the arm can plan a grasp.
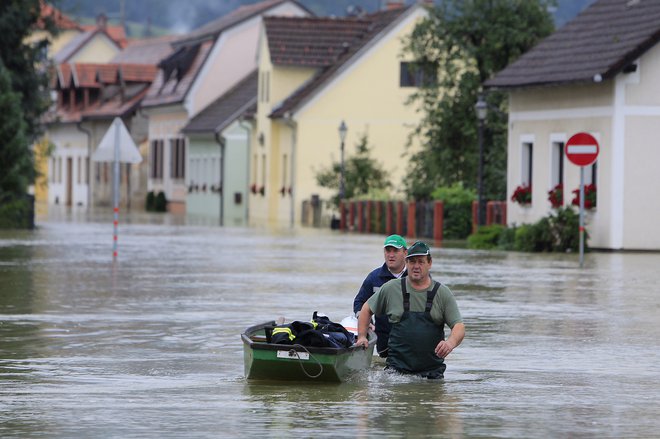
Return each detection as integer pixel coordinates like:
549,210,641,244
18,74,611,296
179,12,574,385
242,321,376,382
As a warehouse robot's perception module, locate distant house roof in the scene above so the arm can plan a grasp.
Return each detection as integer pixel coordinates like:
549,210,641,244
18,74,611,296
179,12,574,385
140,39,214,108
48,63,158,123
182,70,258,134
269,4,416,118
176,0,312,47
111,35,181,65
38,1,82,30
485,0,660,89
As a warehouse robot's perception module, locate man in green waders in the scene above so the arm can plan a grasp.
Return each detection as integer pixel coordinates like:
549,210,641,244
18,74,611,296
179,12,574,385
355,241,464,379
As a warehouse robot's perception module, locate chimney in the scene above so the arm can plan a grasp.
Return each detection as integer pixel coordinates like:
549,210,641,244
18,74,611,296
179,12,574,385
96,13,107,29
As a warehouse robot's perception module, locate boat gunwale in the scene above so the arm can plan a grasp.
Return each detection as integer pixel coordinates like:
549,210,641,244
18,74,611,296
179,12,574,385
241,320,376,356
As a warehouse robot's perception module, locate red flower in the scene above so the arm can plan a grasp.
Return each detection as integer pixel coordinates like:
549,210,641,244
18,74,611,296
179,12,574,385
547,184,563,209
571,184,597,209
511,184,532,205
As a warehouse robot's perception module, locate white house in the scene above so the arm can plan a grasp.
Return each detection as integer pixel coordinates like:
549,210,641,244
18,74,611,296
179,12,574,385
486,0,660,250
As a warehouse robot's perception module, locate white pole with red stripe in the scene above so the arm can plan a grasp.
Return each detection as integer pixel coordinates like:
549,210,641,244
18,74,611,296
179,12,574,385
113,120,120,260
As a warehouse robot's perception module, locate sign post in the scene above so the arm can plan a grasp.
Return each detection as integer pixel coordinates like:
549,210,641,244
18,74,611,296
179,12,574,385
92,117,142,260
565,132,599,267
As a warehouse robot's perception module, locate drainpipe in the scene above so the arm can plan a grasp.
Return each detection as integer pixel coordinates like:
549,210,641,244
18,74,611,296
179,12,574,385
214,131,226,226
76,121,92,208
283,113,297,229
238,118,252,224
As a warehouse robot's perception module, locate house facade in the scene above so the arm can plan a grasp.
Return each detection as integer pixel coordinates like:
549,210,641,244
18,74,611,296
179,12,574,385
140,0,310,214
251,4,427,227
486,0,660,250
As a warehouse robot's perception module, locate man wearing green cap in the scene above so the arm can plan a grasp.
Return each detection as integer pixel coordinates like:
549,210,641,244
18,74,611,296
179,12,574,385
355,241,464,378
353,234,408,357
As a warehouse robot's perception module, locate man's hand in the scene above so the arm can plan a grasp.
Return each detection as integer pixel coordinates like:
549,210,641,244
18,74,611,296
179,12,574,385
355,335,369,349
434,339,456,359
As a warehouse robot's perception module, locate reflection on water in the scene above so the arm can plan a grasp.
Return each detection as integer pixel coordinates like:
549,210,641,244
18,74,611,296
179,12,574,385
1,210,660,438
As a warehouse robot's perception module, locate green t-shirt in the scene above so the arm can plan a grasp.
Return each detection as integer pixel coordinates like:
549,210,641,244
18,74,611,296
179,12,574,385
367,277,463,329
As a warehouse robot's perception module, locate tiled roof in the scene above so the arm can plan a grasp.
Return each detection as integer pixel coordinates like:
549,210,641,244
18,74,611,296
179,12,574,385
176,0,311,46
46,63,157,123
182,70,258,133
269,5,415,118
485,0,660,89
141,40,214,108
264,16,374,67
38,1,81,30
81,24,128,48
111,35,180,65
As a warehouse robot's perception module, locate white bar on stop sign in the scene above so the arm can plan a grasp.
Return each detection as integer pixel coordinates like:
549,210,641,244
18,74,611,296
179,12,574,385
567,145,597,154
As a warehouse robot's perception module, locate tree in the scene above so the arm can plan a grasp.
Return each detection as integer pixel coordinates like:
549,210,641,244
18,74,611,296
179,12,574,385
402,0,555,201
315,134,392,208
0,0,53,228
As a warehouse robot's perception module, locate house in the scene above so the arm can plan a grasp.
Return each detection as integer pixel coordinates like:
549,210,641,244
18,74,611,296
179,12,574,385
251,3,428,227
485,0,660,250
181,71,257,226
140,0,311,214
45,62,157,209
53,14,127,64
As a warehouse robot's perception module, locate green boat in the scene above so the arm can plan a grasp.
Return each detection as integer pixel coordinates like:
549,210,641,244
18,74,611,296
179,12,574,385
241,320,377,382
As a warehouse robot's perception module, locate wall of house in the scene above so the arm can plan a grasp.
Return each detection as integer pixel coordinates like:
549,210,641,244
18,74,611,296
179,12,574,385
68,33,120,63
507,83,613,248
185,123,249,226
617,43,660,249
250,33,318,225
145,106,189,213
47,124,90,208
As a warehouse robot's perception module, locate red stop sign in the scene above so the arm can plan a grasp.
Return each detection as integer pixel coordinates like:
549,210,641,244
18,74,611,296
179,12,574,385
565,132,599,167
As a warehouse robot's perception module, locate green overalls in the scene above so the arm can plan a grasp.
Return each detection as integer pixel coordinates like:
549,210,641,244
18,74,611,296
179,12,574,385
386,278,447,379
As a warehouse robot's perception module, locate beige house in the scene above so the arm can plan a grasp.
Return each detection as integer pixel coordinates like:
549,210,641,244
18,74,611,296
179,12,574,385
251,3,428,227
140,0,310,213
486,0,660,250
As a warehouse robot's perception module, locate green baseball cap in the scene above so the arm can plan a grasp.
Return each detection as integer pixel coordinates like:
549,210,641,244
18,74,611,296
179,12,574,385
383,234,407,249
406,241,430,258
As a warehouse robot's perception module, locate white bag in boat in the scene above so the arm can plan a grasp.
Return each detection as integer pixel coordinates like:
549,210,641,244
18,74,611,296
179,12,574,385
340,315,358,336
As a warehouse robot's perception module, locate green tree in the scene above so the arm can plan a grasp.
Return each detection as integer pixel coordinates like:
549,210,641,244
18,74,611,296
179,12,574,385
403,0,555,201
315,134,392,208
0,0,53,141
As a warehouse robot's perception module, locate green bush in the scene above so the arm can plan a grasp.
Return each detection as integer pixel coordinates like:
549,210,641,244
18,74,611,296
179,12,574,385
154,191,168,212
467,224,505,249
513,207,583,252
432,183,476,239
145,191,155,211
0,196,34,229
146,191,168,212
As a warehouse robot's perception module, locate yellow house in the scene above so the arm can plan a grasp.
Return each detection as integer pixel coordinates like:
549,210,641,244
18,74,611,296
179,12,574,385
250,4,428,227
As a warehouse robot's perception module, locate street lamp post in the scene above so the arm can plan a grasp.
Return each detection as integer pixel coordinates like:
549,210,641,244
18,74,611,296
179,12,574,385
475,94,488,227
338,120,348,201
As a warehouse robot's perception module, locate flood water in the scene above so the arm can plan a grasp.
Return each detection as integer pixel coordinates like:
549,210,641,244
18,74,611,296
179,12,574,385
2,209,660,438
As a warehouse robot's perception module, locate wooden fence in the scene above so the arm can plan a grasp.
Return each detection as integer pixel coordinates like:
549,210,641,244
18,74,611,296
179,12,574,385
338,200,507,243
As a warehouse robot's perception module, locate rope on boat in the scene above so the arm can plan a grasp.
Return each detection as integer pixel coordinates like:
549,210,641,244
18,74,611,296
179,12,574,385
291,344,323,379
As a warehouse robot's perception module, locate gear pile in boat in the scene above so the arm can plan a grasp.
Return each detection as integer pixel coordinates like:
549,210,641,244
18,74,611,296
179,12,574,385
267,312,356,348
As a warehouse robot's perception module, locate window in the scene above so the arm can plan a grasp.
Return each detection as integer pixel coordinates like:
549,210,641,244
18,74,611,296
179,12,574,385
400,62,436,87
170,137,185,179
151,139,164,179
551,141,564,187
585,161,598,186
282,154,288,187
259,71,270,102
77,157,82,184
521,142,533,186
